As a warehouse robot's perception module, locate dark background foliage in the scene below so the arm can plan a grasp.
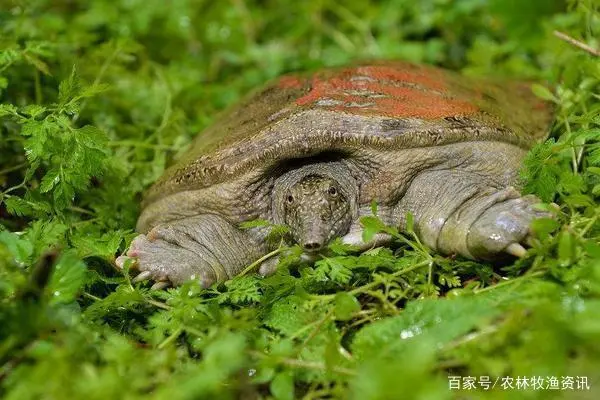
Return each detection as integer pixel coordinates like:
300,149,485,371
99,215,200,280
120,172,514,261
0,0,599,399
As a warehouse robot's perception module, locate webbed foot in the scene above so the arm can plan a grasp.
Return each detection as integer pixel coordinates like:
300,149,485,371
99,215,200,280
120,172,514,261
466,195,552,259
116,214,265,288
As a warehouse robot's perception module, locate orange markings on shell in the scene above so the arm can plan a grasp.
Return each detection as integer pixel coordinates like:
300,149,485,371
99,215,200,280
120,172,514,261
277,75,304,89
533,101,550,111
355,65,446,91
279,64,479,119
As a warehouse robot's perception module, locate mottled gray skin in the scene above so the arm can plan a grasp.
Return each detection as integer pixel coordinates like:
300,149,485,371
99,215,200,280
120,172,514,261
116,62,553,288
284,175,352,252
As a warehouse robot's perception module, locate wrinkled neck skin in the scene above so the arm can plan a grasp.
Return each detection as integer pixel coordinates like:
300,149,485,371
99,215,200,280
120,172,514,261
271,162,359,252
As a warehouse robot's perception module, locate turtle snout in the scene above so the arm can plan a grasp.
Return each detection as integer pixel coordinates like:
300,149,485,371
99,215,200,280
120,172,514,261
303,241,323,252
300,223,328,252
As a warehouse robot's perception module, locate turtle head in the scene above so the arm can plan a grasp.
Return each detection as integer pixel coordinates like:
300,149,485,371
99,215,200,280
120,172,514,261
283,174,353,252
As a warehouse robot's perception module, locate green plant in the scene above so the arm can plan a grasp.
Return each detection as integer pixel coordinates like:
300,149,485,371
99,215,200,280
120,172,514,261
1,0,599,399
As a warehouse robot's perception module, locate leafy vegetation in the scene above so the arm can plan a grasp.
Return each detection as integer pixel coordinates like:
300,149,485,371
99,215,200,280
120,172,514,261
1,0,599,398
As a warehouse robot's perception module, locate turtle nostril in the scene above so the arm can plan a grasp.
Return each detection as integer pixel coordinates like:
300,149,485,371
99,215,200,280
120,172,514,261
303,242,322,251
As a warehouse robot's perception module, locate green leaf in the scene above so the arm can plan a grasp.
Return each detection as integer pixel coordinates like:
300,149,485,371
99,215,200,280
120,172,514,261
558,170,585,195
370,199,378,215
588,167,600,176
39,168,60,193
334,292,360,320
562,194,594,208
557,231,574,266
327,237,354,255
23,52,51,75
21,104,47,118
58,66,81,106
264,296,309,336
47,251,87,305
3,196,52,218
352,296,500,360
520,139,561,202
24,219,68,261
529,217,560,239
270,371,295,400
584,242,600,258
531,83,557,102
79,83,110,98
75,125,109,151
153,332,248,398
0,103,17,116
313,257,353,284
218,276,262,304
71,231,124,259
360,215,388,243
0,231,34,267
0,2,598,399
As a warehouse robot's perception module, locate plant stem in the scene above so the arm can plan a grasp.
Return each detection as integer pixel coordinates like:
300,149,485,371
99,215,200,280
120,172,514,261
579,214,598,237
248,350,356,376
34,69,42,104
239,246,286,276
0,162,27,176
82,292,102,302
350,259,431,296
313,259,431,302
553,30,600,57
158,327,183,349
68,206,95,216
74,45,121,123
300,308,334,349
182,325,204,338
145,298,171,310
473,270,545,294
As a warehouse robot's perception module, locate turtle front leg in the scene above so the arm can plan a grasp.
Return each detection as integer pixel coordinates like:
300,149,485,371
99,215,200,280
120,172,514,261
393,170,551,260
116,214,266,288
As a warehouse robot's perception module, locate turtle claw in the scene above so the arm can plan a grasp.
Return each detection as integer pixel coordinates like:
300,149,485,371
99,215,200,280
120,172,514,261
151,281,171,290
505,242,527,258
115,255,137,270
132,270,153,283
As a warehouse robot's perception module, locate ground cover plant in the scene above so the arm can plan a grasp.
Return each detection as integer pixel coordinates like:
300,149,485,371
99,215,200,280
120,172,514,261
1,0,599,398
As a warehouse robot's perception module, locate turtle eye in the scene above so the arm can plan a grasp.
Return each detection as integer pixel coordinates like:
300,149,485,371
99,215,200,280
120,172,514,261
286,194,294,204
328,186,338,196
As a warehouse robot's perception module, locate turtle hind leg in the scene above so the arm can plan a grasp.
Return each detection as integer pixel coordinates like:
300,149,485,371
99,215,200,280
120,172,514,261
116,214,266,288
393,169,551,260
